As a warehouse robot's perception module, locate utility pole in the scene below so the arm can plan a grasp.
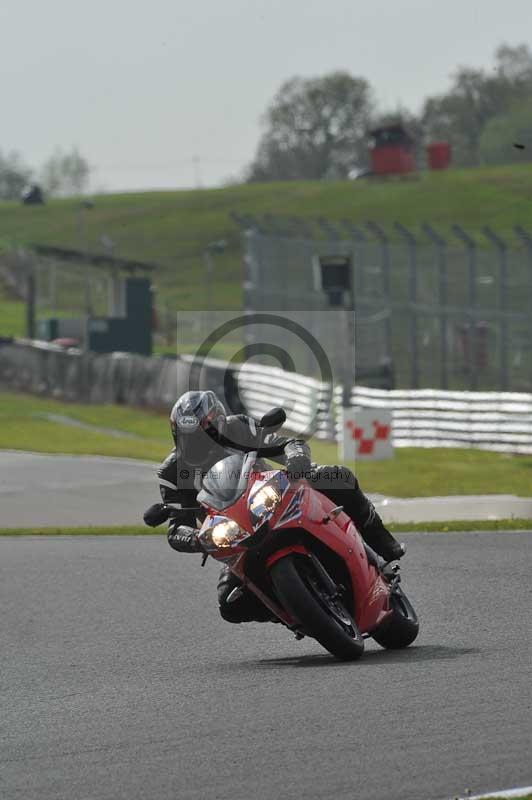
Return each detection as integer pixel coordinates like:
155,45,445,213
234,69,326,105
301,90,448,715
77,199,95,318
202,240,227,313
26,261,36,339
192,155,202,189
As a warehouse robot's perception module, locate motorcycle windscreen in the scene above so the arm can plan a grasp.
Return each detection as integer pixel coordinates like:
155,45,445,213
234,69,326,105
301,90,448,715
197,452,253,511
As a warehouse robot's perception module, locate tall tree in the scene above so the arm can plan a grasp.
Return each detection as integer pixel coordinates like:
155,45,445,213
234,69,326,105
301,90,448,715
247,72,374,181
422,68,500,166
421,44,532,167
0,150,32,200
495,43,532,83
479,106,532,165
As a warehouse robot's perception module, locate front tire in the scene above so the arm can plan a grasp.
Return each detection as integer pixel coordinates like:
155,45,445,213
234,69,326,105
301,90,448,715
270,555,364,661
372,586,419,649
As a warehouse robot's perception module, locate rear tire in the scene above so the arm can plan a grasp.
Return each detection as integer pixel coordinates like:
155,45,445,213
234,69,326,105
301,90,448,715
270,555,364,661
372,586,419,649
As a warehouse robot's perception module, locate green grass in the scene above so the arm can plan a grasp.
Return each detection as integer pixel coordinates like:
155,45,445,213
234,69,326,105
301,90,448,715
0,525,151,536
0,417,166,461
473,796,532,800
1,519,530,536
2,163,532,323
3,164,532,379
0,283,25,338
0,391,168,460
340,445,532,499
389,518,532,533
0,392,169,439
2,390,532,498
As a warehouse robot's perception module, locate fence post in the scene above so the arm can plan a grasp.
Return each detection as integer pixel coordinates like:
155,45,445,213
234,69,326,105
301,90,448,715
288,216,313,239
395,222,419,388
365,221,393,379
452,225,477,390
328,220,366,407
316,217,341,240
483,226,508,391
341,220,366,295
365,221,390,296
25,263,36,340
423,223,448,389
514,225,532,389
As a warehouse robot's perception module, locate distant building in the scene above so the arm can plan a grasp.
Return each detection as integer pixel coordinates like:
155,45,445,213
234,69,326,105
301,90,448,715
368,125,416,176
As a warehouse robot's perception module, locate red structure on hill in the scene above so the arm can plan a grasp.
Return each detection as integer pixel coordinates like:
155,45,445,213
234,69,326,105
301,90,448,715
369,124,416,176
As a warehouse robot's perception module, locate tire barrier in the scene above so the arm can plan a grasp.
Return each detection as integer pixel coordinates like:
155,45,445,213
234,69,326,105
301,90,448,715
0,340,233,412
1,339,531,453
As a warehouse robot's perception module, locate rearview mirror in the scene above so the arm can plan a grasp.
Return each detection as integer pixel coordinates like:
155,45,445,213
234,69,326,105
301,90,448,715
259,407,286,430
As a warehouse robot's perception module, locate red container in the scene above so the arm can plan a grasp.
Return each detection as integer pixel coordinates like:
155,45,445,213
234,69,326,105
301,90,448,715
427,142,451,170
371,146,415,176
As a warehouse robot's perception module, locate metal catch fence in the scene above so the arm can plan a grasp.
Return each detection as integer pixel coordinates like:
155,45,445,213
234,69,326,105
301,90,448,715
232,214,532,394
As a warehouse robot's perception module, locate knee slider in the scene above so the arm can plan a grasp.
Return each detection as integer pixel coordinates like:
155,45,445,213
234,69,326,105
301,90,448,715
219,603,243,624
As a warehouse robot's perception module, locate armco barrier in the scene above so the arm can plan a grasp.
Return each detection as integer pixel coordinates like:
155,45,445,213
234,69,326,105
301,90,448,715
1,340,531,454
335,385,532,454
0,340,245,414
234,361,335,439
236,362,532,453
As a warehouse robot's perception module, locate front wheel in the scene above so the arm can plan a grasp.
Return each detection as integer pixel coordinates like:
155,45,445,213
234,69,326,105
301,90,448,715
372,586,419,649
270,555,364,661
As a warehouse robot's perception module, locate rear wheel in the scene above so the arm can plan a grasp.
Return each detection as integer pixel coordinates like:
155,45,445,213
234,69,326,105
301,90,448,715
372,586,419,649
270,555,364,661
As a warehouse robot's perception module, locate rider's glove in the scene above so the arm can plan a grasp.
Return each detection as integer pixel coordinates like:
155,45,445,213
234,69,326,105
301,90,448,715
285,454,312,481
168,524,202,553
143,503,171,527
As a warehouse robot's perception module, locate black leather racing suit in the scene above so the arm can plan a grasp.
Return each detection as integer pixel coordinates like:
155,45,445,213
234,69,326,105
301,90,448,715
157,413,400,623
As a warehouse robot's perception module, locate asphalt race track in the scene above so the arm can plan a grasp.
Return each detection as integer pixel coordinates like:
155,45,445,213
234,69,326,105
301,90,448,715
1,531,531,800
0,451,158,528
3,452,532,529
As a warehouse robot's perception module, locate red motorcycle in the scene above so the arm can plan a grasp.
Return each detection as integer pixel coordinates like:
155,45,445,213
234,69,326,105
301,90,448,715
195,408,419,661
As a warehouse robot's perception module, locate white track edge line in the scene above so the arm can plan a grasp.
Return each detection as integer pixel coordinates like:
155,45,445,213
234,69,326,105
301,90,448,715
463,785,532,799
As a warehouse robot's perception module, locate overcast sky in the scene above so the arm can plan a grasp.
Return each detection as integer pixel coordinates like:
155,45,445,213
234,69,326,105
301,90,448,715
2,0,531,192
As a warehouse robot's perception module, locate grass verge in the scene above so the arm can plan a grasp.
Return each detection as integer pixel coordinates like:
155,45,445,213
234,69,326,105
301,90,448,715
388,518,532,533
1,520,530,536
0,300,25,338
0,526,151,536
2,390,532,498
0,391,168,460
0,417,166,461
473,796,532,800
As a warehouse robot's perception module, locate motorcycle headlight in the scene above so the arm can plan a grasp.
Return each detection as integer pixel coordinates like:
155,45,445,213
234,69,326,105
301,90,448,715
199,517,250,550
209,518,246,548
248,482,282,526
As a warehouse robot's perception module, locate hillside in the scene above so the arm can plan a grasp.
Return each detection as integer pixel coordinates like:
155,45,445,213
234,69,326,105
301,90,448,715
2,163,532,330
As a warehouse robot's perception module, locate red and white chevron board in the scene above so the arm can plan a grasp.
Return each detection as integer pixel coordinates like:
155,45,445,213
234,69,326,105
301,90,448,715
340,408,394,461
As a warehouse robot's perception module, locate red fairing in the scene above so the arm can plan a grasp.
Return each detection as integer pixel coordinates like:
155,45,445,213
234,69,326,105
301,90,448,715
265,544,308,569
199,466,392,636
270,482,390,632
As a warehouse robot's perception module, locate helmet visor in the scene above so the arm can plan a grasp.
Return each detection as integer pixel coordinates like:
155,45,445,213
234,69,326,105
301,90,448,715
175,414,218,465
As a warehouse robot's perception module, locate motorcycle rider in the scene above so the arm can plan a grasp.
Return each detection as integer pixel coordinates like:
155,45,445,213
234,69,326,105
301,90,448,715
143,390,404,624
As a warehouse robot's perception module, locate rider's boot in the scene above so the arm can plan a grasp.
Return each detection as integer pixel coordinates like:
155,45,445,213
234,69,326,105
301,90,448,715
356,502,405,562
311,465,405,563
